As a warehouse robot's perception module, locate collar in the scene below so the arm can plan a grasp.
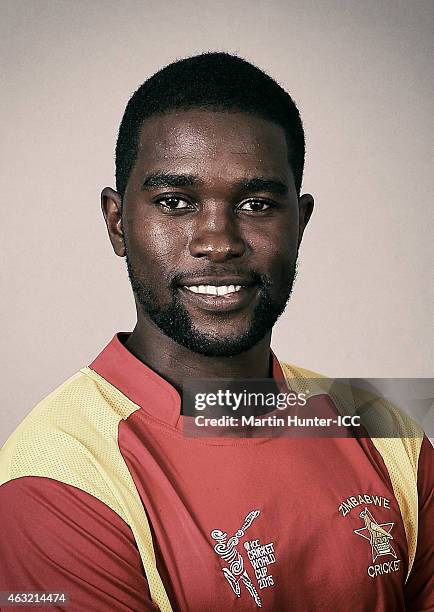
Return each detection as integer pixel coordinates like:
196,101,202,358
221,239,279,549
89,332,286,429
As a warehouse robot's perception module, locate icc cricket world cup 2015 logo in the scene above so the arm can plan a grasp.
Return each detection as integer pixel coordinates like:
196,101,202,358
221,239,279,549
211,510,262,607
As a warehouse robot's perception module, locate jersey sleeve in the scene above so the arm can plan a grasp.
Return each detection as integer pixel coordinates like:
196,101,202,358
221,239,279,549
0,476,156,611
404,436,434,611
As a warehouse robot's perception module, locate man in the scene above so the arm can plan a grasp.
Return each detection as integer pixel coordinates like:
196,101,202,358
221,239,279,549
0,53,432,611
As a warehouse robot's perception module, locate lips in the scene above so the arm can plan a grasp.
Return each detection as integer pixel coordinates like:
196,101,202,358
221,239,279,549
180,275,256,289
183,284,243,296
178,276,259,313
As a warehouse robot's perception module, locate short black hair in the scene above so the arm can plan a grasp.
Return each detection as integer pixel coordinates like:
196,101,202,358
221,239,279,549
116,52,305,197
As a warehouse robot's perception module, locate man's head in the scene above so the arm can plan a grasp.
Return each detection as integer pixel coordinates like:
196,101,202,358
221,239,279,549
102,53,314,357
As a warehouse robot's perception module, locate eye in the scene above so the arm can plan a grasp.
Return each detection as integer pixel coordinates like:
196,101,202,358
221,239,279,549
155,195,194,212
237,199,273,213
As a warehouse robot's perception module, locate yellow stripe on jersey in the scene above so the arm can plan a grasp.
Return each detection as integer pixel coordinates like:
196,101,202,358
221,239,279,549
0,368,173,612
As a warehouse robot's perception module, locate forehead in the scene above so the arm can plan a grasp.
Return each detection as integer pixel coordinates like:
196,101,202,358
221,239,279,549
134,109,292,184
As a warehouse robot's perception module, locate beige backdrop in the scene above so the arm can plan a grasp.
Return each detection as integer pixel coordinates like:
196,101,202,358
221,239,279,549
1,0,433,445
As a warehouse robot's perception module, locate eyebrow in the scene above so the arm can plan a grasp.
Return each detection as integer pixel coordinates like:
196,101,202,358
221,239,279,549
241,178,288,196
142,173,201,190
141,172,288,196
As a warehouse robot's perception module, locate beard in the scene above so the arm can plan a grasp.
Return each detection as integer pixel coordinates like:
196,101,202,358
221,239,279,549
125,250,297,357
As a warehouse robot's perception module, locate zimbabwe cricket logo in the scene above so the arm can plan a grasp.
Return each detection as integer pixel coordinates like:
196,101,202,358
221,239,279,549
353,507,397,562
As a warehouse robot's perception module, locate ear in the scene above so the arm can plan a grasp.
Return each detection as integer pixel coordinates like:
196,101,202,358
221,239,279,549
101,187,125,257
297,193,314,248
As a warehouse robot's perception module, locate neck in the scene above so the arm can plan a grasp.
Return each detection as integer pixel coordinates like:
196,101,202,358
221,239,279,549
125,317,273,395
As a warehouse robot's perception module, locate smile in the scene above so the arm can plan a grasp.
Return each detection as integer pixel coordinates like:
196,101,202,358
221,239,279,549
182,284,243,297
178,283,259,313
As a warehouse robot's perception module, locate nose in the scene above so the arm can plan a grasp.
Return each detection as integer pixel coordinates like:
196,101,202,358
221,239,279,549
188,204,246,262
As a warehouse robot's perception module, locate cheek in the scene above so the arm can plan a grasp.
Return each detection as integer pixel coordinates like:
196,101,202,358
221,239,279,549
259,235,299,293
270,249,296,284
249,223,298,267
126,215,186,272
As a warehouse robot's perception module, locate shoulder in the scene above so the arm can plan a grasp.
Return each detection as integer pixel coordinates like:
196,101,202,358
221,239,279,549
0,368,176,610
279,359,424,439
278,359,426,481
279,359,431,580
0,368,140,521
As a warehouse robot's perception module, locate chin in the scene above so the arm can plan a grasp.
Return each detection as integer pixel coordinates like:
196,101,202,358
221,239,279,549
171,329,269,358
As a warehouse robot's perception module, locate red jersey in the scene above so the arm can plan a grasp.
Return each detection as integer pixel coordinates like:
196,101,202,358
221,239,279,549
0,333,432,611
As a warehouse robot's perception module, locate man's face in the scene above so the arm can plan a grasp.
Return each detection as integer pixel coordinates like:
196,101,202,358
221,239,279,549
115,109,312,356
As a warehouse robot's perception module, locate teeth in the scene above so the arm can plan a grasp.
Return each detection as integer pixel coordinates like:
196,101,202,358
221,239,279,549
184,284,244,296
